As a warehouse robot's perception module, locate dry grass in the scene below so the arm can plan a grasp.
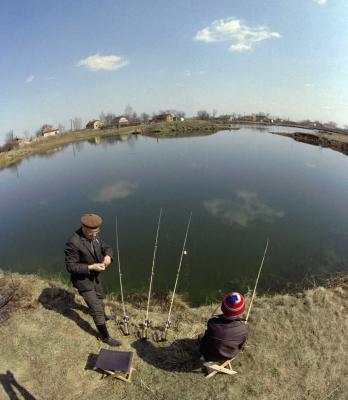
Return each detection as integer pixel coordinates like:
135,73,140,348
142,119,232,138
1,272,347,400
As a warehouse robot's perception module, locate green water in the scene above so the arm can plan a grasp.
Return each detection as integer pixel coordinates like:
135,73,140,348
1,127,348,305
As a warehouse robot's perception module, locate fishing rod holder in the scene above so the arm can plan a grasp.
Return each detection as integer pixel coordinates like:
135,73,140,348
158,320,171,342
144,319,151,328
117,315,130,336
140,319,152,339
164,320,171,329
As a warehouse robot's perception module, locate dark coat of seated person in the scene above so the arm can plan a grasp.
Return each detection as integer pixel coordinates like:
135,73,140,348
200,291,249,362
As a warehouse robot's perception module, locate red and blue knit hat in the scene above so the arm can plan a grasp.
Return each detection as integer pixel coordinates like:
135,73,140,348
221,292,245,316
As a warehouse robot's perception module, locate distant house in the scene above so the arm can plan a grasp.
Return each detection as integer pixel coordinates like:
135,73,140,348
112,116,129,126
252,113,268,123
152,113,174,122
240,115,254,122
42,127,59,137
86,120,104,130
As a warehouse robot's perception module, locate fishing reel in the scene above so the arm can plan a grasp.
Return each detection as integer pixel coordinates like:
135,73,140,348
140,319,152,340
164,320,171,329
117,315,130,336
144,319,151,328
158,320,171,342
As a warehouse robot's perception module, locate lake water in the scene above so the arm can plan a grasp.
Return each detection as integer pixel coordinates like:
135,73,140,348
1,126,348,305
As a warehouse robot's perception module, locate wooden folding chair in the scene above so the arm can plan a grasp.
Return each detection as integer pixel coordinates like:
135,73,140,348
205,357,237,379
95,349,135,383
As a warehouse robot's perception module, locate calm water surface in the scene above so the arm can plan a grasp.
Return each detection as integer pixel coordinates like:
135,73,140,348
1,126,348,305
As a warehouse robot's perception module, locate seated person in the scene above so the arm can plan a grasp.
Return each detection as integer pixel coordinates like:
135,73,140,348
200,291,249,362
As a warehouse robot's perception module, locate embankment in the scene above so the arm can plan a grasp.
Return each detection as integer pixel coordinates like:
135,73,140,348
0,120,235,171
1,272,347,400
272,130,348,157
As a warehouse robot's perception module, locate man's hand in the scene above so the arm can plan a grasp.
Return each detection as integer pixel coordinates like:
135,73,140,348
88,263,106,272
103,255,112,267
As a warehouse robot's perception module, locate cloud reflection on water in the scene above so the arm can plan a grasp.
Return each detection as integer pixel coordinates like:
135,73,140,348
92,180,138,203
204,191,285,227
306,163,316,168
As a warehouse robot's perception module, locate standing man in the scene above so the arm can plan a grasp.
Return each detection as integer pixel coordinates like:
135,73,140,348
200,291,249,363
65,213,121,346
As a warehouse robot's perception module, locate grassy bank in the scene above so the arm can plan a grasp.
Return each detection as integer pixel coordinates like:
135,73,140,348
142,119,234,137
272,130,348,157
0,125,139,170
1,272,347,399
0,120,234,171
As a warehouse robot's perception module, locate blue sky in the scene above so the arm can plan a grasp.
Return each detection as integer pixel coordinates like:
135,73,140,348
1,0,348,140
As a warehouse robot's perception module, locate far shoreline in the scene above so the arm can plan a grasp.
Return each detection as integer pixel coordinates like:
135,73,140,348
1,119,347,170
0,120,231,170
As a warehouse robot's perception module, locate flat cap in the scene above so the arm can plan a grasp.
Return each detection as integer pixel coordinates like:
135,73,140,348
81,213,103,228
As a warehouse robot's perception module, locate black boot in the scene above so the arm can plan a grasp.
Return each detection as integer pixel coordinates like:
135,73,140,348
96,324,121,347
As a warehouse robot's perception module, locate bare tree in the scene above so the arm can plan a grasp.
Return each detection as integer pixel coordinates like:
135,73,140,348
325,121,337,129
5,130,14,143
212,109,217,118
196,110,210,120
99,111,106,123
176,111,186,119
124,104,134,119
140,113,150,123
104,113,116,126
23,130,30,139
0,130,15,152
130,111,138,122
0,143,13,152
58,124,65,134
72,117,82,131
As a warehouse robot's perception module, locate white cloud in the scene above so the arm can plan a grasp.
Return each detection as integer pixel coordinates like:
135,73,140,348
194,17,281,52
77,53,129,71
25,75,34,83
92,181,138,203
313,0,327,5
230,43,252,52
184,69,192,77
204,191,284,227
304,83,314,87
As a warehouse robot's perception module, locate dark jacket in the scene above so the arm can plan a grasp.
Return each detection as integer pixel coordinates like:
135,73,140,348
200,314,249,362
64,228,113,292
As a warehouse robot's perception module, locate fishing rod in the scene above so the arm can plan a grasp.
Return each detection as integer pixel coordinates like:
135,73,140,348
209,238,269,320
141,208,163,339
160,212,192,341
245,237,269,323
115,216,129,335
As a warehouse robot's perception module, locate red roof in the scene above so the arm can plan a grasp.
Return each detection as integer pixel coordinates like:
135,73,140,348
42,127,58,134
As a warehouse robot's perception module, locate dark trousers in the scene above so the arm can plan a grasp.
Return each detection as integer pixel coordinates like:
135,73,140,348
79,283,106,326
